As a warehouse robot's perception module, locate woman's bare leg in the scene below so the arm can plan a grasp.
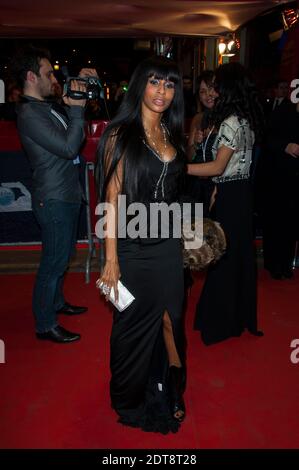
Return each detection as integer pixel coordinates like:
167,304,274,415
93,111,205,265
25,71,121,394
162,311,184,419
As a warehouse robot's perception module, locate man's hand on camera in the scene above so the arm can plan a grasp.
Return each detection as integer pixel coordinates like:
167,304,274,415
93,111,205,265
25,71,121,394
63,80,86,107
62,69,99,106
78,68,99,79
285,143,299,158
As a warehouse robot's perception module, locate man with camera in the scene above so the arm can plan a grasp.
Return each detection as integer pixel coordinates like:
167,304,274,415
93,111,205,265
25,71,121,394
12,45,97,343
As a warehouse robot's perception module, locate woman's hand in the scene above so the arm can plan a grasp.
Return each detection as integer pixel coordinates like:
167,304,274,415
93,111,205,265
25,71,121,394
96,259,121,302
187,129,204,162
193,129,204,144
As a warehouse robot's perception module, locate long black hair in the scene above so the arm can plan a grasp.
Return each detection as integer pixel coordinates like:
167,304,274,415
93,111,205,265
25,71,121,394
196,69,215,130
210,62,264,141
96,56,185,204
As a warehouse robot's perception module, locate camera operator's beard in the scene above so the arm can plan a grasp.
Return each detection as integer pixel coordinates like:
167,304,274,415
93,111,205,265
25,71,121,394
42,86,56,99
43,93,56,100
36,79,55,101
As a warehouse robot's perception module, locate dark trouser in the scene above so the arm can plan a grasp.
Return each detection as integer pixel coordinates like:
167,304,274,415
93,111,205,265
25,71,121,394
32,199,81,333
262,170,298,275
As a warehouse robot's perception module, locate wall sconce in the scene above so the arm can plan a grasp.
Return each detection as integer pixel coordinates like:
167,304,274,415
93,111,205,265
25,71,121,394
218,36,238,57
282,8,299,30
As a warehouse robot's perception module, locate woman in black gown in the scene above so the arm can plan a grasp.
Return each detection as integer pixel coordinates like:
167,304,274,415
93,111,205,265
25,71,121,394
96,57,186,433
188,63,264,345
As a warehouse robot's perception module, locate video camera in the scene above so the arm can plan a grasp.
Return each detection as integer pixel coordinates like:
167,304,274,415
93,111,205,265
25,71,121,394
61,66,102,100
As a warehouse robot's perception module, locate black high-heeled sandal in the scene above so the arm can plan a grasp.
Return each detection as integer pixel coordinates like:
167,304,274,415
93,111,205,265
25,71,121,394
168,365,186,422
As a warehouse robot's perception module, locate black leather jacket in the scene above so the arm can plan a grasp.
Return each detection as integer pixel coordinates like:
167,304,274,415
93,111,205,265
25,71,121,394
17,96,86,203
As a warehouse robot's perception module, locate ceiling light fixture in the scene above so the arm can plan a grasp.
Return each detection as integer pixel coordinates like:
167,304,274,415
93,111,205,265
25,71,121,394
218,34,239,57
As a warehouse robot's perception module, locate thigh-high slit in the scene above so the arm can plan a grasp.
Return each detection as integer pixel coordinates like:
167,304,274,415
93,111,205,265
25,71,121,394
110,237,185,434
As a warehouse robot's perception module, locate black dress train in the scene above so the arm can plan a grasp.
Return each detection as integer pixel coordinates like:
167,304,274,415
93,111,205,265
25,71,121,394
194,115,262,345
110,144,185,434
194,180,258,344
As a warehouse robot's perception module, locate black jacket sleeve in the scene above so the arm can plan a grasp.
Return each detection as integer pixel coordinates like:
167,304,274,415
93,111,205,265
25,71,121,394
18,104,86,160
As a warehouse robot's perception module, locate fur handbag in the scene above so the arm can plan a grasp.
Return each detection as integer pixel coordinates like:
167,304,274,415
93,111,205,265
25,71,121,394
182,218,226,270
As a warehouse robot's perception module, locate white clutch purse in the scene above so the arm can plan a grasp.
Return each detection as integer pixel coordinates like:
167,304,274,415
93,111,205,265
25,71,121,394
100,280,135,312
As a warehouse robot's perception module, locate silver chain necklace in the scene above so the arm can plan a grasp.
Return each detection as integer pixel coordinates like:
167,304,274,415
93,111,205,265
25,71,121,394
144,122,167,159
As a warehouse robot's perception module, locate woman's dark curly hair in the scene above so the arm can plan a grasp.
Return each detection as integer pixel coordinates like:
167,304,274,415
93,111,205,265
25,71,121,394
210,62,264,141
196,70,215,130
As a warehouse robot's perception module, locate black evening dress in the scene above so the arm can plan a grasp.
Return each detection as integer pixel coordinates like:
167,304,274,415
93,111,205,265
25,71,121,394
110,143,185,434
194,115,261,345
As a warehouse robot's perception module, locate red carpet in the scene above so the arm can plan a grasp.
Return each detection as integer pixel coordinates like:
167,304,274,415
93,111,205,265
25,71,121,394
0,270,299,449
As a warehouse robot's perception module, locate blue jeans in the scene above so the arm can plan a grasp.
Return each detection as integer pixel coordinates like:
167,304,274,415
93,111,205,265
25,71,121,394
32,199,81,333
